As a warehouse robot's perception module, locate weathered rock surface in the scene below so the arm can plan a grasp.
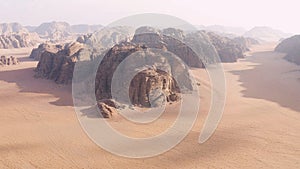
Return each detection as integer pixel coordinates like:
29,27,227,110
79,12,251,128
0,55,19,66
97,99,117,118
132,27,205,68
29,43,63,60
34,42,83,84
0,33,39,49
275,35,300,65
206,31,252,62
129,69,180,107
95,42,182,108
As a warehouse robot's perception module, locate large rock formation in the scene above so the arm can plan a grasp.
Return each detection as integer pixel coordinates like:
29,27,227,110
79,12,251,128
275,35,300,65
95,42,182,108
131,27,214,68
206,31,255,62
29,43,63,60
34,42,83,84
34,26,255,117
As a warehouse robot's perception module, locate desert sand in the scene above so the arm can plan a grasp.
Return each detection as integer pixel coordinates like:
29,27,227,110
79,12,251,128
0,44,299,169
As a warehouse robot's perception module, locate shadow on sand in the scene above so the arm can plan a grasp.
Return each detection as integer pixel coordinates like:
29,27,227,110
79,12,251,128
229,51,300,112
0,67,73,107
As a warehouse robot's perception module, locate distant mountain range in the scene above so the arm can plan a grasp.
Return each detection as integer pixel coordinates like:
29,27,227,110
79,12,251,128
0,22,294,49
196,25,292,42
0,22,104,48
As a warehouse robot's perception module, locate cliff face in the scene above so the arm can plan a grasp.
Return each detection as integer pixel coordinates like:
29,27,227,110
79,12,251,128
34,42,83,84
275,35,300,65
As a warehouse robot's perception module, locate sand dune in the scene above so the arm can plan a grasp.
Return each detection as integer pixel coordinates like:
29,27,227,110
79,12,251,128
0,44,299,168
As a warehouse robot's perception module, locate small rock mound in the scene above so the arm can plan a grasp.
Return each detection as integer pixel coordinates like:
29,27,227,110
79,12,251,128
97,99,117,118
29,43,63,60
0,55,19,66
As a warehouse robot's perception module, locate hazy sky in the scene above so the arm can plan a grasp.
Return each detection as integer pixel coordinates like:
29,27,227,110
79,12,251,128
0,0,299,33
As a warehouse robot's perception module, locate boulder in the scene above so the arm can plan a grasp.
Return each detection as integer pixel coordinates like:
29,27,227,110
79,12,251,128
97,99,117,118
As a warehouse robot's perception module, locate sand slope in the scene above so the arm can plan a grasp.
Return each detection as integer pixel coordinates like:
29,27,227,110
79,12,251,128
0,44,299,169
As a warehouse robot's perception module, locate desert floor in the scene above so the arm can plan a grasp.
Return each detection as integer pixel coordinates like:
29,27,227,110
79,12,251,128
0,44,299,169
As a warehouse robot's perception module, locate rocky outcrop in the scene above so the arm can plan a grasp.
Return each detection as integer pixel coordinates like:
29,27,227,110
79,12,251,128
29,43,63,60
129,69,180,107
132,27,205,68
34,42,83,84
0,33,39,49
95,42,182,108
77,26,134,49
275,35,300,65
97,99,117,118
206,31,253,62
0,55,19,66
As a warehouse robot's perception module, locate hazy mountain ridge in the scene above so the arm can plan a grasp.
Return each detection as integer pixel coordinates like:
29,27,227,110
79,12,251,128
244,26,292,42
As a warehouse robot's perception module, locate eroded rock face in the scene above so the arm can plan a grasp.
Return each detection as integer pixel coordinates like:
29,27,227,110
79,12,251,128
97,99,117,118
129,69,180,107
29,43,63,60
132,27,204,68
95,42,183,108
0,55,19,66
0,33,39,49
34,42,83,84
275,35,300,65
206,31,250,62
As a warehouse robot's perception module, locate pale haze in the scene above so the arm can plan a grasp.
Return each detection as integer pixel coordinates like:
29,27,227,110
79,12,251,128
0,0,299,33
